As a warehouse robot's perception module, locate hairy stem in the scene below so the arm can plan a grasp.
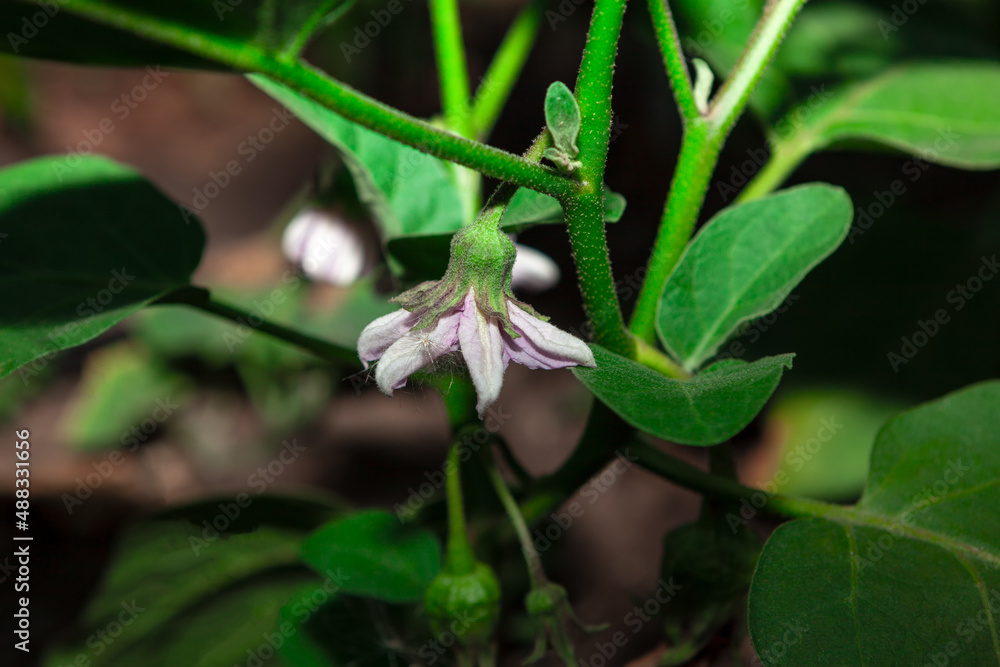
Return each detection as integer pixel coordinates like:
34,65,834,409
561,0,634,358
630,0,810,343
53,0,578,199
645,0,698,123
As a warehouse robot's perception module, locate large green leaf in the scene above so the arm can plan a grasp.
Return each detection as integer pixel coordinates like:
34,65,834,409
44,495,342,667
786,62,1000,169
3,0,347,68
572,346,794,446
749,381,1000,666
301,510,441,603
657,184,852,372
0,155,205,380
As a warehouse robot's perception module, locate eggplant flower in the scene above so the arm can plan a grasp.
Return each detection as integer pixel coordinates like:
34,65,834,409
357,223,594,418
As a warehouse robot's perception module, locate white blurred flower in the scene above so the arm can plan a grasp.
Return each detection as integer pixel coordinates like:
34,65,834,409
282,208,367,286
511,243,560,292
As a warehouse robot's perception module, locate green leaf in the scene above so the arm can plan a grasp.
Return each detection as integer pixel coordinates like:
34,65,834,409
657,184,852,372
385,188,626,282
749,381,1000,666
544,81,581,156
59,342,190,452
301,510,441,603
44,495,341,667
659,515,761,665
787,62,1000,169
572,346,794,446
249,74,466,241
2,0,348,68
0,155,205,380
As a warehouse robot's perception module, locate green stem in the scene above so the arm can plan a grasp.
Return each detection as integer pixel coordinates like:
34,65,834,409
481,446,547,588
469,0,547,139
445,444,476,574
630,438,842,520
629,120,719,342
560,0,634,358
283,0,353,58
645,0,698,124
54,0,577,199
429,0,472,136
629,0,810,343
158,287,358,364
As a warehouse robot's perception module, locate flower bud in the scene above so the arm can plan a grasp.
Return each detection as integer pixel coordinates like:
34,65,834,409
424,562,502,647
281,208,367,286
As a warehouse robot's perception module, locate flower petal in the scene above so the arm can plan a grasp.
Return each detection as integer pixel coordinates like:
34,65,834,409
357,308,419,366
374,310,461,395
511,243,560,292
504,302,596,369
458,291,506,418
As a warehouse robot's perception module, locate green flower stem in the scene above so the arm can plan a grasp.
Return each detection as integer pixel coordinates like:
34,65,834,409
430,0,472,136
560,0,634,358
629,438,843,521
469,0,547,139
481,446,547,588
645,0,698,124
158,287,359,364
53,0,578,199
629,0,809,343
445,443,476,574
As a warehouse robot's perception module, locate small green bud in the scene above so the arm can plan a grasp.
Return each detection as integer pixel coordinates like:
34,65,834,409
544,81,581,157
425,562,502,647
525,582,567,618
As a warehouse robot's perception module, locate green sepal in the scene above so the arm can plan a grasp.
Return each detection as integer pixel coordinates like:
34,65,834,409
424,562,502,648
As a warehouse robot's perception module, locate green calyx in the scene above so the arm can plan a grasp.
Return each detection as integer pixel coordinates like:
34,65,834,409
424,561,502,647
392,217,542,337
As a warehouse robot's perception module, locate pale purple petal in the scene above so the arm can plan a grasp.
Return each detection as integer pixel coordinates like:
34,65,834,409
504,301,596,369
357,308,420,366
458,291,506,418
374,310,461,394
